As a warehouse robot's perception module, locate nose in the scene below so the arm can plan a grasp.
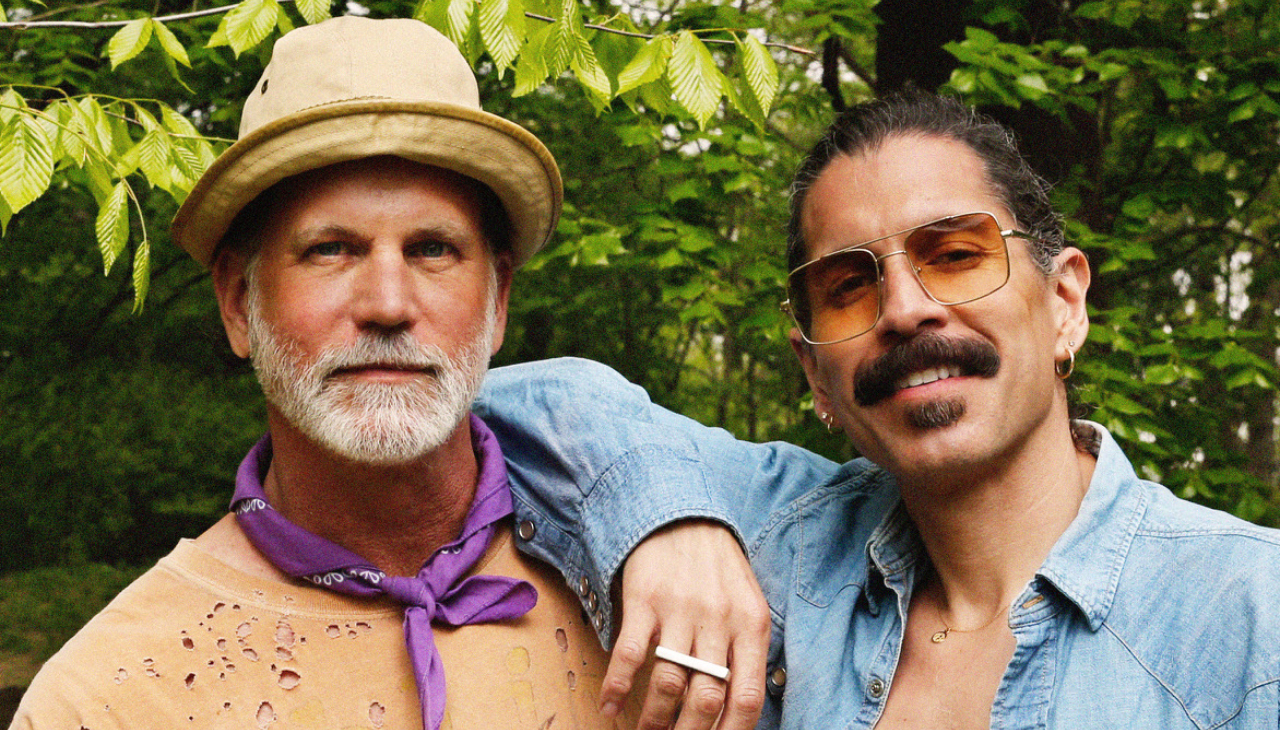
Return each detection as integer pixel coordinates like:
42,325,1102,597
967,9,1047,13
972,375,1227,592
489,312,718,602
873,251,950,338
352,248,416,332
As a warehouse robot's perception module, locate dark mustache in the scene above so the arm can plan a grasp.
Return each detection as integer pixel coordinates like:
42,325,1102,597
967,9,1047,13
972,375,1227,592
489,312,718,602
853,334,1000,406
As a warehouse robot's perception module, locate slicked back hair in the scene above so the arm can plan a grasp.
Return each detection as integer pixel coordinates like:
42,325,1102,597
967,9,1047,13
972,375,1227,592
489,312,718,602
786,91,1064,283
786,91,1098,453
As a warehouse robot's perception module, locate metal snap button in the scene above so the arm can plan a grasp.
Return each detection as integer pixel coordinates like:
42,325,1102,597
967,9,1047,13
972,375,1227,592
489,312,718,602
868,677,885,698
516,520,536,540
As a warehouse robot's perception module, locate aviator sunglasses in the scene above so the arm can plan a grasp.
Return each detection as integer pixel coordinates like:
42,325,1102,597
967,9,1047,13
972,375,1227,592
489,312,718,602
782,211,1034,345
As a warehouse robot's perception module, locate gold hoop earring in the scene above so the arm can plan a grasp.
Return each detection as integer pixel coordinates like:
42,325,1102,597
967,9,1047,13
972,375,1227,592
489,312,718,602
820,412,838,433
1056,341,1076,380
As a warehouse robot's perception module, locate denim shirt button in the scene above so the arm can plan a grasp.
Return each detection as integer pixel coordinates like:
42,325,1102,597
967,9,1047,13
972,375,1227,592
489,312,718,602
517,520,537,540
767,666,787,695
577,576,591,596
868,677,886,698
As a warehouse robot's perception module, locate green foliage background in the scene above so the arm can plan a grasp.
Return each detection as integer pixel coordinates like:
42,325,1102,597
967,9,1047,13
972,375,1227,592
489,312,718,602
1,0,1279,684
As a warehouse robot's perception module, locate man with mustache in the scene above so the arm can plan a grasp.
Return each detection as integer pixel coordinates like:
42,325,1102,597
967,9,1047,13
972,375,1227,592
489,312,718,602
479,92,1280,728
12,16,772,730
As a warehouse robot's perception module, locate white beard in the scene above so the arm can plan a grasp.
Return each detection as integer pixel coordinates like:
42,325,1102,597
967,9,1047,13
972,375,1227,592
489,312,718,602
245,283,496,466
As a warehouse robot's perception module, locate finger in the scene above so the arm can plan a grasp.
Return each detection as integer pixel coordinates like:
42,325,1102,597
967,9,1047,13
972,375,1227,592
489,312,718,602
715,615,770,730
600,607,659,718
672,637,730,730
637,628,694,730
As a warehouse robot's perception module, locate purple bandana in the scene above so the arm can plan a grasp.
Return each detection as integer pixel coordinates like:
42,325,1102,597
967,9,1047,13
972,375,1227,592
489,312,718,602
231,415,538,730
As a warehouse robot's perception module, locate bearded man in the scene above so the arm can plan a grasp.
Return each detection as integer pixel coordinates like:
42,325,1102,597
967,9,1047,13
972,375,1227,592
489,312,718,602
11,17,771,730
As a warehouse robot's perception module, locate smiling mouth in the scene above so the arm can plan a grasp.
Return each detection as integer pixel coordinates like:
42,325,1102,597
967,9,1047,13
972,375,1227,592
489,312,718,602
895,365,963,392
853,334,1001,407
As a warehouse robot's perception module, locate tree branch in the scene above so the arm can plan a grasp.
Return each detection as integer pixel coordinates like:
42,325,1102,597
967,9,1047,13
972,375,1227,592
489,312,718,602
0,3,815,55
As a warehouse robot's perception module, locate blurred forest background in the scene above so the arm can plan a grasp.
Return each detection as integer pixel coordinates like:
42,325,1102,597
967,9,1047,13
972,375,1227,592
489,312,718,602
1,0,1278,704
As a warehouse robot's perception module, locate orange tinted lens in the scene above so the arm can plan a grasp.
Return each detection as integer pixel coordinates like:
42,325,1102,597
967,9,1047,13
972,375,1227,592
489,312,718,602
792,247,879,343
906,213,1009,303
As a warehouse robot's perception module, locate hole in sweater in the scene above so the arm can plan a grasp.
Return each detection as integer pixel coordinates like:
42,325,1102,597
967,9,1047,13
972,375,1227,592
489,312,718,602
255,701,276,728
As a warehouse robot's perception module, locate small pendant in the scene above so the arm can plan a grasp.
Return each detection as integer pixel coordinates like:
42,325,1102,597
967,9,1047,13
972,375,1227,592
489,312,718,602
931,629,949,644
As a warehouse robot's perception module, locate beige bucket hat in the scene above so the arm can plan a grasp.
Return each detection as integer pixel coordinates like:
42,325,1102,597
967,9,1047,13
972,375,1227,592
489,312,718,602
171,15,562,268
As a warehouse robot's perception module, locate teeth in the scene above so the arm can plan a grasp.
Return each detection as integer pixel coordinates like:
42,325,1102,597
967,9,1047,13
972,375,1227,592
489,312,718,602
896,366,959,391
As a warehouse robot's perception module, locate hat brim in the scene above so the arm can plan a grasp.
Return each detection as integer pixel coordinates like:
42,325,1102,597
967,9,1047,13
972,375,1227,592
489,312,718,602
171,99,562,268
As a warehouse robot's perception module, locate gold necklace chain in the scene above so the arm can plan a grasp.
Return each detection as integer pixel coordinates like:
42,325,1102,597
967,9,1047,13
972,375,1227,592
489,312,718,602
929,598,1007,644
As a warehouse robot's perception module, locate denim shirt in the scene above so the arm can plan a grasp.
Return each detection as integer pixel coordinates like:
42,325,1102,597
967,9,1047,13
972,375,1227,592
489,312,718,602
476,357,1280,729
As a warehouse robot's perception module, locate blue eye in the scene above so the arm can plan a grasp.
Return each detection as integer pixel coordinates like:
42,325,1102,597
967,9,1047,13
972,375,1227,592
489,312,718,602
307,241,345,257
410,240,451,258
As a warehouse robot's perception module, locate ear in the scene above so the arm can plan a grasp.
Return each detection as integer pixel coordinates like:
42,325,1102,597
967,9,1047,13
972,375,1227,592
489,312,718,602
1050,247,1090,357
212,250,252,359
488,254,514,356
789,328,837,423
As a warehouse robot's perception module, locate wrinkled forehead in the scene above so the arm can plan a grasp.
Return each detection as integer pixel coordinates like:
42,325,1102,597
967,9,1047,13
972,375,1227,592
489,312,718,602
217,156,510,267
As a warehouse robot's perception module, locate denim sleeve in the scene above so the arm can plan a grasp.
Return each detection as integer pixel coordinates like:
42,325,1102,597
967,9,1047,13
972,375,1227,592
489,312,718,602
473,357,839,647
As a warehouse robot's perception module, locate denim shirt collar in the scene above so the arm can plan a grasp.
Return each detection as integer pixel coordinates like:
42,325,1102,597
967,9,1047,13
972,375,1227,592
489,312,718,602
1036,423,1148,630
862,499,924,617
858,423,1148,628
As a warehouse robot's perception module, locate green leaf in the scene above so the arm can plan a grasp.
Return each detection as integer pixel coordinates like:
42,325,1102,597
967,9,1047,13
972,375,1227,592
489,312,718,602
135,130,173,190
44,101,83,165
1074,2,1108,19
617,37,671,95
513,23,552,96
1094,61,1129,82
107,18,153,69
1143,363,1183,386
159,106,200,138
0,2,6,22
95,181,130,275
721,79,764,129
963,27,999,52
221,0,281,56
1228,102,1256,124
0,115,55,215
1225,368,1270,390
1121,194,1156,220
1099,391,1150,416
167,144,199,192
443,0,477,53
668,31,723,128
131,234,150,312
736,34,778,115
0,88,24,125
152,21,191,68
570,35,612,102
478,0,524,73
1015,72,1049,99
637,74,676,115
666,178,702,203
546,16,578,81
654,247,685,268
132,104,160,133
295,0,331,24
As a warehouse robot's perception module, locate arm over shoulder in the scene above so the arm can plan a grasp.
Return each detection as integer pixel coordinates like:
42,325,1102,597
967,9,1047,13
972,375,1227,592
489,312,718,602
474,357,840,643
